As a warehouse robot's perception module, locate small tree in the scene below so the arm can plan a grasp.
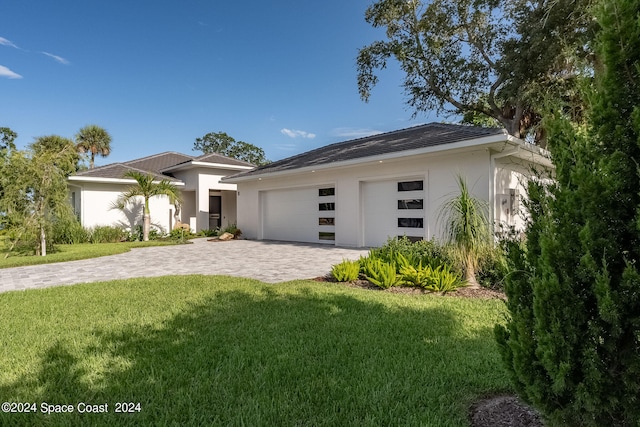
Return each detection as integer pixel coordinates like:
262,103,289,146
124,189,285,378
115,171,181,241
495,0,640,424
437,175,490,288
0,137,77,256
76,125,112,169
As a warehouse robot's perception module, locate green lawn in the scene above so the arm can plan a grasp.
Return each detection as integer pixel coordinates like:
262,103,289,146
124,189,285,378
0,276,510,426
0,240,184,269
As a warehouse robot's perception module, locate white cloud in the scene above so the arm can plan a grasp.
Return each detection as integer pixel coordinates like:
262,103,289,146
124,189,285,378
331,127,383,139
41,51,69,65
0,65,22,79
0,37,18,49
280,128,316,139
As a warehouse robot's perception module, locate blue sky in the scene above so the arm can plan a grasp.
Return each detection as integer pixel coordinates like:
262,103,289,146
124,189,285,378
0,0,448,166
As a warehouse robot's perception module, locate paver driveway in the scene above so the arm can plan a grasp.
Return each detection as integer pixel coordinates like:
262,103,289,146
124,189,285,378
0,239,370,293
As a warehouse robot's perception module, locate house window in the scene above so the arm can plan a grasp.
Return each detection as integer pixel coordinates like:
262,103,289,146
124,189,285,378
319,232,335,241
319,202,335,211
398,199,423,209
319,187,335,197
398,180,423,192
398,218,423,228
319,217,335,226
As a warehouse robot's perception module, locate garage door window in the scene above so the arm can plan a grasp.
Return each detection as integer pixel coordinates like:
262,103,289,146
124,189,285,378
319,217,335,225
398,199,423,209
319,202,335,211
319,188,335,196
398,218,423,228
398,181,423,192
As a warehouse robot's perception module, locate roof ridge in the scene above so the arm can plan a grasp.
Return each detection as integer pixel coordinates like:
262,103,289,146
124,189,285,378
123,151,193,165
73,162,127,176
118,163,175,180
194,152,255,166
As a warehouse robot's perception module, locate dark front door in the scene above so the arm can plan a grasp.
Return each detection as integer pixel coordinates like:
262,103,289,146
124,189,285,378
209,195,221,229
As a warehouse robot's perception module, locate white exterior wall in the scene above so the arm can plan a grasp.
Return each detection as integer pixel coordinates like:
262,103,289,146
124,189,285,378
76,182,174,232
172,167,239,232
493,158,540,233
236,147,492,247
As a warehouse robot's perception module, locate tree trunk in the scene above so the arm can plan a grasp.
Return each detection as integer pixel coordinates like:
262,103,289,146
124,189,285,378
143,213,150,241
464,258,480,289
40,226,47,256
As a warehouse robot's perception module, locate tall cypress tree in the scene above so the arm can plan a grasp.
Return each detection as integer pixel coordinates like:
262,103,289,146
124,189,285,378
495,0,640,425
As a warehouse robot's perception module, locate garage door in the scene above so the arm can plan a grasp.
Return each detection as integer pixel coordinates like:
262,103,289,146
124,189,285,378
261,187,335,244
362,178,425,247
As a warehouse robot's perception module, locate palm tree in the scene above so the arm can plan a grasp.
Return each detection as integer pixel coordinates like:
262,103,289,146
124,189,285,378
437,175,491,288
76,125,112,169
116,171,181,241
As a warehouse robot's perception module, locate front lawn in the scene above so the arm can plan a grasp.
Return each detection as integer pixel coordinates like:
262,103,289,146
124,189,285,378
0,240,184,269
0,276,510,426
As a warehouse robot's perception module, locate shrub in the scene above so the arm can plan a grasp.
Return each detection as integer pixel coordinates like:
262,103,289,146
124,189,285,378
90,226,127,243
51,216,89,244
365,259,402,289
399,262,434,287
424,265,464,294
331,260,360,282
199,228,219,237
370,236,460,275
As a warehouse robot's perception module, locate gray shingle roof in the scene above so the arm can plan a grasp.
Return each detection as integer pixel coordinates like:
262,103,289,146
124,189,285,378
193,153,254,167
71,162,183,182
71,151,253,181
227,123,507,180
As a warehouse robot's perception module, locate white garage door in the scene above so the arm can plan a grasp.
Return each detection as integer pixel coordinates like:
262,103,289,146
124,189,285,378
261,187,335,244
362,178,425,247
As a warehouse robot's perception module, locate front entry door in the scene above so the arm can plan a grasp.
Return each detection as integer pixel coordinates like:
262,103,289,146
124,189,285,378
209,195,221,229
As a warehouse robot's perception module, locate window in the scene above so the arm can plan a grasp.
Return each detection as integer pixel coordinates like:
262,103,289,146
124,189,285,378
319,187,335,197
398,180,423,192
398,218,423,228
398,199,423,209
319,232,335,241
319,202,335,211
319,217,335,226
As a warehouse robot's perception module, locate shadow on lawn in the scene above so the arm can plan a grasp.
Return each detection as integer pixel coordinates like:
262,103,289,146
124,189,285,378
1,286,507,426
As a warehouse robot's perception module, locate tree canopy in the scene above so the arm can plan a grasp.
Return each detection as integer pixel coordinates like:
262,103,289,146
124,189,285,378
194,132,269,166
0,136,78,256
0,127,17,151
76,124,112,169
357,0,594,145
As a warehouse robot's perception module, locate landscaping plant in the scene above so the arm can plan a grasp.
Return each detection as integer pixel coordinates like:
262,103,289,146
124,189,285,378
331,259,360,282
424,264,464,294
496,1,640,424
364,258,402,289
438,175,491,288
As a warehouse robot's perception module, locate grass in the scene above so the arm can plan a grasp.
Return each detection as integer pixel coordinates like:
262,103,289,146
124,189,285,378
0,276,510,426
0,240,184,269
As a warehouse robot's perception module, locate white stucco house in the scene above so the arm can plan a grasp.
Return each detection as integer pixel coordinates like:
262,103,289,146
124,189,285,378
223,123,552,247
67,152,254,233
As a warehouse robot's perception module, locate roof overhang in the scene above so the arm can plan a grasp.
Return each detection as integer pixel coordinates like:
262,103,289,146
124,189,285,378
161,161,255,173
224,133,551,183
67,176,186,186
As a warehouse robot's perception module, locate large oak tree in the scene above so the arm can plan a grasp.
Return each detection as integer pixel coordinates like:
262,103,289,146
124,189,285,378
357,0,594,145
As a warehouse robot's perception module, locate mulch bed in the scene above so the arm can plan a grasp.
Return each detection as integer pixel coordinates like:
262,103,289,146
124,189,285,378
470,395,544,427
312,276,507,300
312,276,544,426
